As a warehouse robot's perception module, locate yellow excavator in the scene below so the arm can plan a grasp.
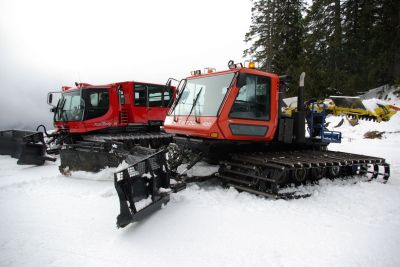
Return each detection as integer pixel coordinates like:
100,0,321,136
283,96,397,127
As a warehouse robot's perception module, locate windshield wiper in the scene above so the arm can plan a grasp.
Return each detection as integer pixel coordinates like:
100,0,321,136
185,87,203,124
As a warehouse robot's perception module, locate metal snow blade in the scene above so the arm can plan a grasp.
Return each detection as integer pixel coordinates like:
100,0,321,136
59,136,172,174
0,130,55,165
60,141,133,174
114,149,171,228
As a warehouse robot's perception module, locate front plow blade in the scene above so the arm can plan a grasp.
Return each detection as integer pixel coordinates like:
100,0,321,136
114,149,171,228
59,142,166,173
0,130,55,165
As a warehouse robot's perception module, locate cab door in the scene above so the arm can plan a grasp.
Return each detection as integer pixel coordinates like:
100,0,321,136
132,83,148,123
147,84,173,124
219,73,278,141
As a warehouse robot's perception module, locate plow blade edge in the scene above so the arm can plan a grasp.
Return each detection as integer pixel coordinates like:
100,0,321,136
0,130,55,165
114,149,171,228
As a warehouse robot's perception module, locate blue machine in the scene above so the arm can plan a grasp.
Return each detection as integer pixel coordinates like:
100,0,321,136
306,102,342,143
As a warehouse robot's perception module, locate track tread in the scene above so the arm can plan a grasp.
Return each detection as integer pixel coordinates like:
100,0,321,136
219,149,390,198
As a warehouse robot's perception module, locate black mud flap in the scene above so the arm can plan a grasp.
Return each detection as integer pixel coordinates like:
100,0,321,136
114,149,171,228
0,130,55,165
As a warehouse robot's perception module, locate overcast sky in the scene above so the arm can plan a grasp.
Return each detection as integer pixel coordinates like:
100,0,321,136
0,0,252,129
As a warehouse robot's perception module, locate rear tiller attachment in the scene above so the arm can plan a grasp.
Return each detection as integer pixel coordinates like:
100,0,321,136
0,130,55,165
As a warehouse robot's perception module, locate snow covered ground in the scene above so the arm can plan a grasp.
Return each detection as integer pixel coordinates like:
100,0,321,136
1,106,400,266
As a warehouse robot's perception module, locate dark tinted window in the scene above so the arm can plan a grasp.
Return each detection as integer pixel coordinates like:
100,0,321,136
83,89,109,120
148,85,164,107
229,75,270,120
135,84,174,107
134,84,147,106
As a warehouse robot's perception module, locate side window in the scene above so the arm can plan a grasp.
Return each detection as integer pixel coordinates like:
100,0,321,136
148,85,164,107
90,93,99,107
84,89,109,120
229,75,270,120
98,92,109,108
164,86,174,107
133,84,174,107
134,84,147,106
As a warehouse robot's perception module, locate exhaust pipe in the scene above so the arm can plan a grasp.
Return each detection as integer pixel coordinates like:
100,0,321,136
295,72,306,143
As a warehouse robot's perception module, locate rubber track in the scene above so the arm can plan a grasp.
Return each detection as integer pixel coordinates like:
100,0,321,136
218,149,390,199
82,132,173,143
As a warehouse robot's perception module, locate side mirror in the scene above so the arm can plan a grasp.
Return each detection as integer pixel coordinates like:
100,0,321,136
47,93,53,105
47,92,62,107
166,78,179,87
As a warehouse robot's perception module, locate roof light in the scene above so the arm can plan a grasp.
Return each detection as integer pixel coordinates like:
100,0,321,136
245,60,258,69
190,70,201,76
204,67,216,74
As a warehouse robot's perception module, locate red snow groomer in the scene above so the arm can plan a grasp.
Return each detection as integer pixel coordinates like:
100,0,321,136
19,80,174,174
0,79,177,171
113,61,391,228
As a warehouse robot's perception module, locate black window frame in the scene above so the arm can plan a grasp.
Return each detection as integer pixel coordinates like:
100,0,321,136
134,84,148,107
229,74,271,121
133,83,174,108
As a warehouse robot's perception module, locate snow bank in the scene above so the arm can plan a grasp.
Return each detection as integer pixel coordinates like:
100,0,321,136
360,84,400,107
326,112,400,140
67,167,116,181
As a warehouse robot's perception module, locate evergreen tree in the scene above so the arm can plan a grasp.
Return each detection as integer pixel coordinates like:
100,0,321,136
302,0,343,97
272,0,305,75
332,0,399,94
245,0,399,97
244,0,305,94
368,0,400,86
244,0,277,70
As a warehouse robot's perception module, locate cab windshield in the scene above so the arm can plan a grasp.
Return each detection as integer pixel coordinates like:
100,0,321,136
56,88,109,121
172,72,236,116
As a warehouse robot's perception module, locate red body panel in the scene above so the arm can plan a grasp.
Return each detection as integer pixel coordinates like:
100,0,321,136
54,81,175,134
164,67,280,142
164,116,223,139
